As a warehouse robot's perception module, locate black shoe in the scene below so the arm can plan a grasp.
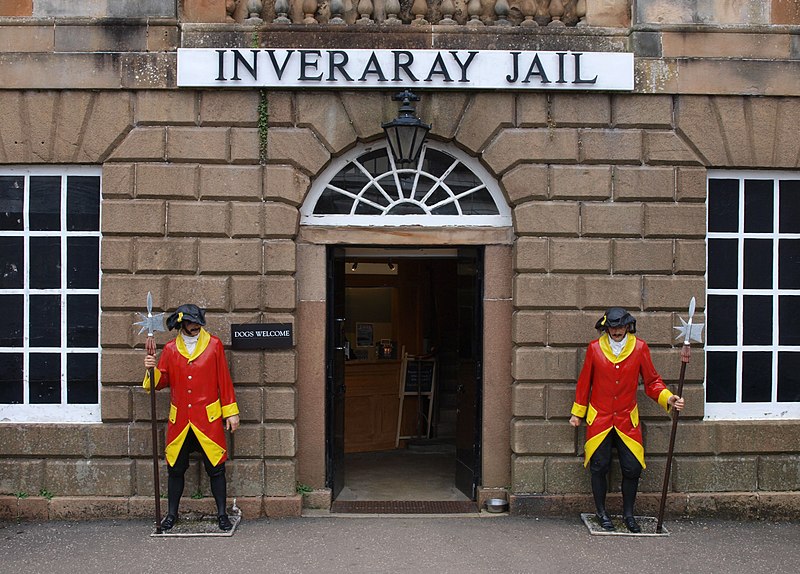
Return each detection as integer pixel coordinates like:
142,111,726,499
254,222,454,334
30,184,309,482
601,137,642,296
160,514,177,531
596,512,615,531
218,514,233,531
623,516,641,533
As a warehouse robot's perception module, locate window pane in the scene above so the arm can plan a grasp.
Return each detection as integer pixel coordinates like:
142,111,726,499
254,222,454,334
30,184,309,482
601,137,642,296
327,162,369,203
444,163,483,196
423,149,457,180
743,179,773,233
358,186,390,209
427,187,451,208
67,353,99,404
354,201,384,215
314,189,354,215
460,188,499,215
778,352,800,402
778,239,800,289
779,295,800,346
396,172,415,198
358,148,391,175
743,239,772,289
779,179,800,233
0,175,24,231
0,353,23,404
29,295,61,347
707,239,738,289
29,236,61,289
67,294,98,347
410,176,434,203
431,201,459,215
706,351,737,402
384,202,425,215
29,352,60,404
67,237,99,289
708,178,739,232
707,295,738,345
29,176,61,231
66,176,100,231
743,295,773,345
0,295,23,346
374,174,397,199
0,236,23,289
741,352,772,402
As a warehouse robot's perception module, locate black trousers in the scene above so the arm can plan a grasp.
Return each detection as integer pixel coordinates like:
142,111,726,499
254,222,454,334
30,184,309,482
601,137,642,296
589,428,642,518
167,428,228,517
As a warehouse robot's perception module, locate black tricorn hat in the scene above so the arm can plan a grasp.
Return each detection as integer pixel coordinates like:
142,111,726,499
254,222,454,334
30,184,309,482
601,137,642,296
166,304,206,331
595,307,636,333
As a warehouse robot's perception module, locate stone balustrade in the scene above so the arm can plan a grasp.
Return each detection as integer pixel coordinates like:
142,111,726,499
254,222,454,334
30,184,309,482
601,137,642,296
227,0,593,27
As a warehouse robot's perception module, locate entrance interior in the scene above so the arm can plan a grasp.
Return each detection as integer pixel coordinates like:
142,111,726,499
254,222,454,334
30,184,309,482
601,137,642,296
326,247,483,504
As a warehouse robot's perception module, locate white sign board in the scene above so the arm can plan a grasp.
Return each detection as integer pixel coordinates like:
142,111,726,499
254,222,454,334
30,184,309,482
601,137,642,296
177,48,634,91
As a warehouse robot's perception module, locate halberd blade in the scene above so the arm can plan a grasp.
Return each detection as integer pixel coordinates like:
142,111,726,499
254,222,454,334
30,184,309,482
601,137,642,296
674,316,704,343
135,292,166,335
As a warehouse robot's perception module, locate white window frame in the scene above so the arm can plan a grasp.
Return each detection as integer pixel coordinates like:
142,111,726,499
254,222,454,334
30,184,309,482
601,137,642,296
301,141,512,227
0,166,102,423
706,170,800,420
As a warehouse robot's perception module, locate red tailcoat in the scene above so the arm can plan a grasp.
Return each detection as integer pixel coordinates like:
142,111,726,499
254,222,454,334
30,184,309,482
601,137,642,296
571,334,673,468
144,329,239,467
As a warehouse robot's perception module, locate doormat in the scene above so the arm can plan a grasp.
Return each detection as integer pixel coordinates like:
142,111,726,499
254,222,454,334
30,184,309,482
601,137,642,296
151,510,242,538
331,500,478,514
580,513,670,537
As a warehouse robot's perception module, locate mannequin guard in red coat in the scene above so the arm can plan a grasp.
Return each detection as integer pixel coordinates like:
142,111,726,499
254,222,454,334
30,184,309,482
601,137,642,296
144,304,240,532
569,308,684,533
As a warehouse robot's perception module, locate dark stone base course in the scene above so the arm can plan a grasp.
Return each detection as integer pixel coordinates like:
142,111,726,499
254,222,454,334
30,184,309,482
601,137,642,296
510,492,800,521
3,492,799,522
0,495,302,522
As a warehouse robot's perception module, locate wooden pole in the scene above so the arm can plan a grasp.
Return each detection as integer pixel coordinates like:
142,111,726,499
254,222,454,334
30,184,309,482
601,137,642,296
656,347,688,533
147,336,163,534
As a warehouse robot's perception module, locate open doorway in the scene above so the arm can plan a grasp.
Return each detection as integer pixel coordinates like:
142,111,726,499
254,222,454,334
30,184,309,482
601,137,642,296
326,247,483,505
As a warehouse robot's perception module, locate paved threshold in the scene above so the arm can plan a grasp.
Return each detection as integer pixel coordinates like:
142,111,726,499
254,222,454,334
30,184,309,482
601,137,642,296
331,500,478,514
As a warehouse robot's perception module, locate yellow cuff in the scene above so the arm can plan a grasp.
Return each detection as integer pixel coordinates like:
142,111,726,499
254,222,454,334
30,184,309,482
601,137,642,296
658,388,673,412
142,368,161,391
222,402,240,418
571,402,587,418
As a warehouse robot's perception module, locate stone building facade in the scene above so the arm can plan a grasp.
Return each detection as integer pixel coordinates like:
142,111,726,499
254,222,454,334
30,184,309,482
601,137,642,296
1,0,799,521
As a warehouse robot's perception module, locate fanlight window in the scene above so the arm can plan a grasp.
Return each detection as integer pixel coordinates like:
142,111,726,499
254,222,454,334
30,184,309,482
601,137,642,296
301,143,510,227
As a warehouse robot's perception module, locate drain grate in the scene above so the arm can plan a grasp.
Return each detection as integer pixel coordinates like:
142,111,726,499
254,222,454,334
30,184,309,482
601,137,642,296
331,500,478,514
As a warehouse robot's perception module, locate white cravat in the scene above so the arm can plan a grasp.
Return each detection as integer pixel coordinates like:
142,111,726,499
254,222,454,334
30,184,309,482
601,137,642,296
181,332,198,356
609,334,628,357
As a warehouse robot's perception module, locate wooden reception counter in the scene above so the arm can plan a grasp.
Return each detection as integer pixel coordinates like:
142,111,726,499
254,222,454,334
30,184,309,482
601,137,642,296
344,360,401,453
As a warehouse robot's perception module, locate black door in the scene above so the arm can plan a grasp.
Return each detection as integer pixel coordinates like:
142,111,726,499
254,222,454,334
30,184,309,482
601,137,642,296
325,247,347,498
454,248,483,499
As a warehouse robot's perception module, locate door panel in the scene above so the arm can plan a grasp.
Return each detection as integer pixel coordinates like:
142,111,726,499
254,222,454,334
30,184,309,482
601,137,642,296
326,247,346,498
454,248,483,499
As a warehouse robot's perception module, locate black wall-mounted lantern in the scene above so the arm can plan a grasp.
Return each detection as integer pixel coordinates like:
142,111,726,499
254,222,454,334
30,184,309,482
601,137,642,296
381,90,431,164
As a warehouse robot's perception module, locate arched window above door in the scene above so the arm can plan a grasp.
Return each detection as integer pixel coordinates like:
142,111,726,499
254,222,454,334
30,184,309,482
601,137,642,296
301,142,511,227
